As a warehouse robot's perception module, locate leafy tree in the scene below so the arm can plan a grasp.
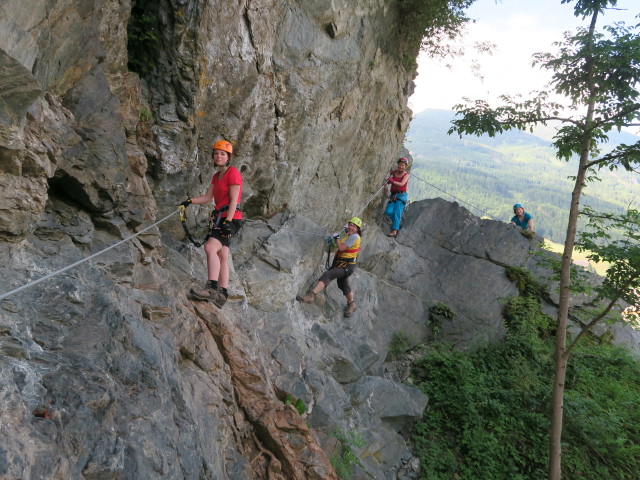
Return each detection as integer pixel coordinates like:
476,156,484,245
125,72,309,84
573,207,640,335
398,0,477,66
448,1,640,478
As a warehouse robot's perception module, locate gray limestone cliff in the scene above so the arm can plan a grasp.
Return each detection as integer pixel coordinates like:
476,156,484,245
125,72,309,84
1,1,639,480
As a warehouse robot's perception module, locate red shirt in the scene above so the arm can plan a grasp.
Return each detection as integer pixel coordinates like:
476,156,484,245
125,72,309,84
211,166,243,219
391,170,408,192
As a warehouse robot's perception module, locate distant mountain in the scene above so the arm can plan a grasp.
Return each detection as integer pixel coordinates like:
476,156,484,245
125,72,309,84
405,109,640,243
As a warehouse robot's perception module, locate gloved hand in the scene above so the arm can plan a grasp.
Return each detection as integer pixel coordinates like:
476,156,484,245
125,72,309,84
332,232,340,239
220,219,232,235
179,198,192,208
386,177,394,185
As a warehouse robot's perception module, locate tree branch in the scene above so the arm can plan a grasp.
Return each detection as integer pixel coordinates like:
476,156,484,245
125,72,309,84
566,273,640,354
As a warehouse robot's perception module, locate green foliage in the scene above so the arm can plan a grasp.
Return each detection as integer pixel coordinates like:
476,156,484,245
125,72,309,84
448,5,640,171
127,4,160,74
428,4,640,477
428,302,456,337
503,296,555,341
411,298,640,479
284,394,307,416
505,266,546,298
398,0,474,66
330,429,365,479
387,331,411,359
562,345,640,479
139,106,153,122
577,207,640,305
519,229,536,239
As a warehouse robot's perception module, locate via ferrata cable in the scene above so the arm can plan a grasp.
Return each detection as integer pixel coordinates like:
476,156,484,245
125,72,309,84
0,209,180,301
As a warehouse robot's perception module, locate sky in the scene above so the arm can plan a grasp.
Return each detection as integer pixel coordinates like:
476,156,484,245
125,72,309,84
408,0,640,117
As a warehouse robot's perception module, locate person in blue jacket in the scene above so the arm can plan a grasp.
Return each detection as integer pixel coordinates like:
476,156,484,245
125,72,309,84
510,203,534,231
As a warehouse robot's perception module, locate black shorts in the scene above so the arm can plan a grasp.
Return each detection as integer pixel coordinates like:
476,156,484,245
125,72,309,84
206,219,243,247
318,261,356,296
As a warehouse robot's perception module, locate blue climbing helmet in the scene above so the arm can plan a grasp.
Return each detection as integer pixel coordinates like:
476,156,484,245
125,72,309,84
513,203,524,212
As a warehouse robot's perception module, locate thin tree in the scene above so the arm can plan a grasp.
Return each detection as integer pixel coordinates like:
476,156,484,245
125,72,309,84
447,1,640,478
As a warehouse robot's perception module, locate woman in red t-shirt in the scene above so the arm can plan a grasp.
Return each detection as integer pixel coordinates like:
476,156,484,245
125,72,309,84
180,140,243,308
384,157,409,238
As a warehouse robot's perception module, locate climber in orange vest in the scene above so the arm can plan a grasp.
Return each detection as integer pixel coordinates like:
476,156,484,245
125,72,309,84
296,217,363,317
179,140,243,308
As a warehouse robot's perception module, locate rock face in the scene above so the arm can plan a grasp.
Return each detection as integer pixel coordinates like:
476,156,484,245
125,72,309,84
1,1,639,480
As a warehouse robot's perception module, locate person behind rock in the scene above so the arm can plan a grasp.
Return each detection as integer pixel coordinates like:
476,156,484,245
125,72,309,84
179,140,243,308
296,217,363,317
510,203,534,231
384,157,409,238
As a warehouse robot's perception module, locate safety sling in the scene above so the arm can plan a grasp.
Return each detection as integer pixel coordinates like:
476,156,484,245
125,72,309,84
179,204,241,247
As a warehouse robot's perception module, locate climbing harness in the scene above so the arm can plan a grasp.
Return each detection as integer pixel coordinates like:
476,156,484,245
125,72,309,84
325,239,358,272
179,204,242,247
389,191,407,204
0,209,181,302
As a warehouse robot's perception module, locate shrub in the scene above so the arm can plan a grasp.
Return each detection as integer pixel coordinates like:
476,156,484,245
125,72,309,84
428,302,456,337
284,394,307,416
330,429,365,479
127,4,160,74
387,331,411,360
411,293,640,479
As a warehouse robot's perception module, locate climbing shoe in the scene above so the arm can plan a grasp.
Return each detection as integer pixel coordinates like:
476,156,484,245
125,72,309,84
344,301,357,317
296,292,316,303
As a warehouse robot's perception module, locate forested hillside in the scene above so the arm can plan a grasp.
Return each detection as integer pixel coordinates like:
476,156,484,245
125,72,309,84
405,109,639,243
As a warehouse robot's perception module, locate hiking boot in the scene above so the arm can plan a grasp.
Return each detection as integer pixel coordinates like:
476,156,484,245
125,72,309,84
296,291,316,303
344,301,357,317
213,290,227,308
190,284,216,301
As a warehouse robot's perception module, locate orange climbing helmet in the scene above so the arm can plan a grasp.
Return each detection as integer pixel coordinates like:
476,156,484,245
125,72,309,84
212,140,233,155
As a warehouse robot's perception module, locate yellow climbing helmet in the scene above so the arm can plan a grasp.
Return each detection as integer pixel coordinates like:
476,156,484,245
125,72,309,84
348,216,363,228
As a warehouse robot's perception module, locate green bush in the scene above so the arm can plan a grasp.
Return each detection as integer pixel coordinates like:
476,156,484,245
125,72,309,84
428,302,456,337
127,5,160,74
387,331,411,360
505,266,546,298
284,394,307,416
411,286,640,479
331,429,365,479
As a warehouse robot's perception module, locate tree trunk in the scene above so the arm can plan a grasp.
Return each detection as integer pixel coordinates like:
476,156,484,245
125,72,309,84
548,170,584,480
548,12,599,479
